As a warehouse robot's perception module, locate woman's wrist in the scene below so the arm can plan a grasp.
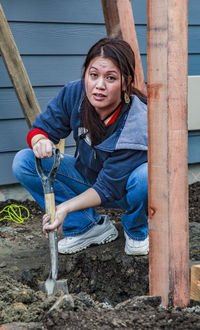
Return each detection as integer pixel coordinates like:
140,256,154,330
27,128,49,149
31,134,48,148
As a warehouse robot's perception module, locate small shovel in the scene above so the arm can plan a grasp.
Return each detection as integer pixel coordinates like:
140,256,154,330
35,148,68,295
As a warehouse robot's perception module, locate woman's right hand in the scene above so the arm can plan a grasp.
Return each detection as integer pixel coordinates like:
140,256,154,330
42,202,69,237
32,138,55,159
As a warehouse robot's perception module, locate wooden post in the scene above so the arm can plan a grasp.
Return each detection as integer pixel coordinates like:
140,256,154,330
147,0,189,307
190,265,200,301
101,0,146,95
0,5,64,152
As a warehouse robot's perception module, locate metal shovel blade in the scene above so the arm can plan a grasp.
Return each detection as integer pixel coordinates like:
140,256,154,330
39,278,68,295
39,231,68,295
45,230,58,295
45,275,56,296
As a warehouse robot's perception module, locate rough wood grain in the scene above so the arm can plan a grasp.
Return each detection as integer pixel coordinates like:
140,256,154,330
147,0,189,307
190,265,200,301
101,0,146,95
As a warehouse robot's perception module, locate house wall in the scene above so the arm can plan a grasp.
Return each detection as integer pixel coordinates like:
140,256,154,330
0,0,200,187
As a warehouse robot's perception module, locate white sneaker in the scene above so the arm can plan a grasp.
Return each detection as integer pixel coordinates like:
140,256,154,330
124,232,149,256
58,215,118,254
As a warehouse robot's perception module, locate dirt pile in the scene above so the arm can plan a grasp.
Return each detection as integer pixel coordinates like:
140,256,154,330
0,182,200,329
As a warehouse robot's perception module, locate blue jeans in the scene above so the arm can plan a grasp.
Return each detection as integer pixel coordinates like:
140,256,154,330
12,149,148,240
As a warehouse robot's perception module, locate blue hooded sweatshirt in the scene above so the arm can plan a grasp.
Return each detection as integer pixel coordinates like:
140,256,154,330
32,79,148,204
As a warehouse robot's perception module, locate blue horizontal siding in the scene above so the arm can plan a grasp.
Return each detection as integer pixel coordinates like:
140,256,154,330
188,55,200,76
1,117,196,164
0,119,75,152
9,23,107,55
0,152,18,185
0,119,29,152
0,131,197,186
0,0,104,23
1,0,199,25
188,0,200,25
188,131,200,164
0,56,84,88
188,26,200,54
0,0,200,186
0,87,62,119
6,23,200,56
1,0,147,24
0,145,76,185
1,53,200,90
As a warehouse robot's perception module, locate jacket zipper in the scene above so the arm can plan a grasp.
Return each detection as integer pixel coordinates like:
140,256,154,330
93,148,97,159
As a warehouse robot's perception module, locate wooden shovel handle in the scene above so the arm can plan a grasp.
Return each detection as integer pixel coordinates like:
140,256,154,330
44,193,56,226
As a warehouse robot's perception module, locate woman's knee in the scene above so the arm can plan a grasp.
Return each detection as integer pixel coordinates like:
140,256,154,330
126,162,148,204
12,149,34,179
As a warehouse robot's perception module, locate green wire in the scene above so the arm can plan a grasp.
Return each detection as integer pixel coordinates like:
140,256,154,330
0,204,30,223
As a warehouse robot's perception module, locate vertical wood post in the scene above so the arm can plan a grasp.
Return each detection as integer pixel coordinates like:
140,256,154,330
147,0,189,307
101,0,146,95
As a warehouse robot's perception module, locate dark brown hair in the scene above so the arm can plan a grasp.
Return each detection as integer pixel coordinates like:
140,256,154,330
81,37,145,146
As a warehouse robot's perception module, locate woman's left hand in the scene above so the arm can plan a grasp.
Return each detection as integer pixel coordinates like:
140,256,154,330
42,188,101,237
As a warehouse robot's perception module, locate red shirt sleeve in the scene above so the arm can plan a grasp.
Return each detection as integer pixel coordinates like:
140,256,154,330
27,128,49,149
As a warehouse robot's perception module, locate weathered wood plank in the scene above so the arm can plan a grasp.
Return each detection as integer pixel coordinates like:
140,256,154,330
147,0,189,307
190,265,200,301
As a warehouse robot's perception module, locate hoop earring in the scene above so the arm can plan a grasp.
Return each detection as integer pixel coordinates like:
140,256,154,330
124,92,130,104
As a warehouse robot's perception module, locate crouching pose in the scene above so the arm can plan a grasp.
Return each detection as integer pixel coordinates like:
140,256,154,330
12,37,148,256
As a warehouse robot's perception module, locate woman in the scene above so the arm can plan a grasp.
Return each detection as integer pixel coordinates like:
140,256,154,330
12,38,148,256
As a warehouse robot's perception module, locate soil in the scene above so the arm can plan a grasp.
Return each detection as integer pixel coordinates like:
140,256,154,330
0,182,200,329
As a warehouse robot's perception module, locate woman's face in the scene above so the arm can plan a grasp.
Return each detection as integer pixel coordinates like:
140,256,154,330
84,56,125,119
